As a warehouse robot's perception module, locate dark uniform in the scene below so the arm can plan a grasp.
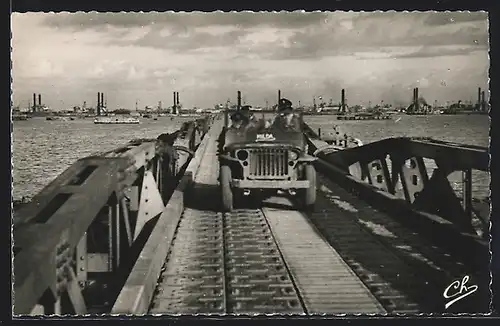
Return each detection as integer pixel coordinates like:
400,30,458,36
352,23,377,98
229,110,248,129
157,132,180,191
271,98,300,130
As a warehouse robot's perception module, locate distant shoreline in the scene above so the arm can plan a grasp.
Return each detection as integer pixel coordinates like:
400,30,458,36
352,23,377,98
12,109,489,120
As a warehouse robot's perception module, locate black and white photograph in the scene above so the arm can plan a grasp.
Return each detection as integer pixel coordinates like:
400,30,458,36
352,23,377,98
11,11,491,316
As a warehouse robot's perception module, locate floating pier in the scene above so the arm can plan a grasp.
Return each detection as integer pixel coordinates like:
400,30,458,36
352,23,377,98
13,114,490,315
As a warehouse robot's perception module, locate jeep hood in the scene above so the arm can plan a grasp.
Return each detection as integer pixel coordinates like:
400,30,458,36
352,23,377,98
224,125,305,150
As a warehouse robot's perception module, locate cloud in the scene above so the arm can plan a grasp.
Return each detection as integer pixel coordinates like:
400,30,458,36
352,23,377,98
42,12,333,55
390,45,487,59
256,12,489,61
11,12,490,110
108,25,248,52
424,11,488,26
42,11,330,31
41,11,489,60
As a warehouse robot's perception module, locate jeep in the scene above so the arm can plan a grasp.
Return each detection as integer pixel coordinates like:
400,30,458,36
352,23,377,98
217,110,317,212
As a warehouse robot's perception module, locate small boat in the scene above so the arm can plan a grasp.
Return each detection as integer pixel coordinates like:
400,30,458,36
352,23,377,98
318,125,364,149
323,135,363,149
46,116,73,121
337,113,392,120
94,116,140,124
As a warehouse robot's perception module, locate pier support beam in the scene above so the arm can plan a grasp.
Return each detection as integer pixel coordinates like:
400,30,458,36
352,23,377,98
134,171,164,240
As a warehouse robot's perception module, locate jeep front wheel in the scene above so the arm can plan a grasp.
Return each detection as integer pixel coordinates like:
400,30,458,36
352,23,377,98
220,165,233,212
303,164,317,210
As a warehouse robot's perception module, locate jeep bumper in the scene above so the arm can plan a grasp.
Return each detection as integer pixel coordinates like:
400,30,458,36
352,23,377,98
231,179,310,189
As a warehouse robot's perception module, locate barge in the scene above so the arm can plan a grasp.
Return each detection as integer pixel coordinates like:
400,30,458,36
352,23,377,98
337,113,392,120
94,116,140,124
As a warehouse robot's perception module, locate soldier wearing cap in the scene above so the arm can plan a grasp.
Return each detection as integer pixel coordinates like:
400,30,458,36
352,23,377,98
268,98,300,130
279,98,293,111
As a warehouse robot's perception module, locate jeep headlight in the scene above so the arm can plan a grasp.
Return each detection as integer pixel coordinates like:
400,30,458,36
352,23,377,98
236,149,249,161
288,150,298,161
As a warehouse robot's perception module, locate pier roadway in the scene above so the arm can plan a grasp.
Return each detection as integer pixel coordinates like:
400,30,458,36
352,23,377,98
148,127,384,314
112,119,484,315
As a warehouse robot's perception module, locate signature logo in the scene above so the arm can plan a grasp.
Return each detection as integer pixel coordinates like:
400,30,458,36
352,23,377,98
443,275,478,309
256,133,275,141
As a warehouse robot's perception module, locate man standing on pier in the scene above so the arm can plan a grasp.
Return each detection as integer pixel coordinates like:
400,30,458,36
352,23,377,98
157,132,180,192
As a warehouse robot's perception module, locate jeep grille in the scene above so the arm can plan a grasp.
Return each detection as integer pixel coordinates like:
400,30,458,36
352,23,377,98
248,148,289,177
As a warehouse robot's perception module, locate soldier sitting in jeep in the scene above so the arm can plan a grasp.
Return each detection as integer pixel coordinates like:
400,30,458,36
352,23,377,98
266,98,301,131
229,110,248,129
241,105,258,128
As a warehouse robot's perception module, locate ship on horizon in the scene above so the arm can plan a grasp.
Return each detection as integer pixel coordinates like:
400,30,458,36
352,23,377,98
94,116,140,125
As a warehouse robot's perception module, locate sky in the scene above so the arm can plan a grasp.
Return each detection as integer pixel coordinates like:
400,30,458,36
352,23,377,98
11,11,489,110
